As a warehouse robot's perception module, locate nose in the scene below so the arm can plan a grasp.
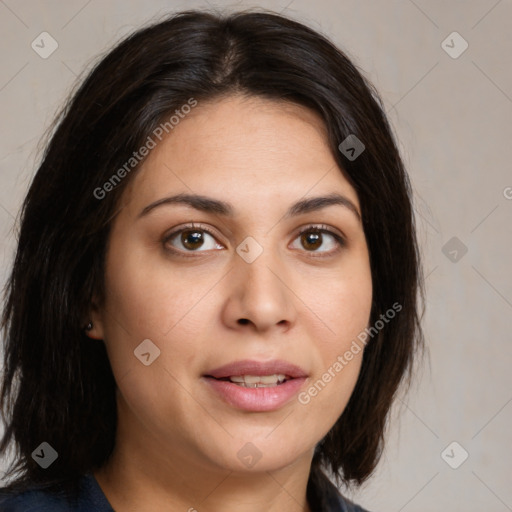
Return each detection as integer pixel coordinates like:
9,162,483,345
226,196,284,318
221,249,297,333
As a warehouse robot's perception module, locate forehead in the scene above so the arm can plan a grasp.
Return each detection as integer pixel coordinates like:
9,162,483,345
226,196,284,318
121,94,359,213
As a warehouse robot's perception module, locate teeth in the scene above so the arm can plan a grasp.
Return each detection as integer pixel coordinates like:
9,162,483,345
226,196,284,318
228,374,287,387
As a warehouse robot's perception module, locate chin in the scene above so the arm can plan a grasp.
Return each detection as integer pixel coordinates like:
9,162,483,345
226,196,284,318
199,432,313,474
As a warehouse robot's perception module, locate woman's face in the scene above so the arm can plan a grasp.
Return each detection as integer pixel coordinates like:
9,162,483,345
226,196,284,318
91,94,372,475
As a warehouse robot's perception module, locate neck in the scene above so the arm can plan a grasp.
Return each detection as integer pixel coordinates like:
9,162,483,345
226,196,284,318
94,390,315,511
94,446,313,512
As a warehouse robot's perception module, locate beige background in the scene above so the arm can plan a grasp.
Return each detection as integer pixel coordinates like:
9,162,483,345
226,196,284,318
1,1,511,511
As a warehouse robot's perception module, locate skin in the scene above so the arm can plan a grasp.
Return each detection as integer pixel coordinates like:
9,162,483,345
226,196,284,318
88,94,373,512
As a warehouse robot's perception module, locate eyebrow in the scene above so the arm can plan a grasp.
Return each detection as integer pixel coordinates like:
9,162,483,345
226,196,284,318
138,192,361,221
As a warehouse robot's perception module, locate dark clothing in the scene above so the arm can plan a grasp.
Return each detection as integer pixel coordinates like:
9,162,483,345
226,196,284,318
0,472,371,511
0,474,113,511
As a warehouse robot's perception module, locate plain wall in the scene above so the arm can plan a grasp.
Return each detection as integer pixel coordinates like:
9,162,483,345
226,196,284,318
1,1,511,511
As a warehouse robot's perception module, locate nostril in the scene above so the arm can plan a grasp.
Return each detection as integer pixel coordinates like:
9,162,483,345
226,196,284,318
238,318,250,325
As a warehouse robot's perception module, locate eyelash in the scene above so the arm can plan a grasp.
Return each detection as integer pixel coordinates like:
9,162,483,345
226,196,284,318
163,223,345,258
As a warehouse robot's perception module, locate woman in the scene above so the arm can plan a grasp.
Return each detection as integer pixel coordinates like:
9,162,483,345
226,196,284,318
0,9,424,511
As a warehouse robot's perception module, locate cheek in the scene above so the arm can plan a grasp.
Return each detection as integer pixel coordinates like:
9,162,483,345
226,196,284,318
98,245,215,435
101,237,220,341
99,240,217,388
298,255,372,418
311,255,373,351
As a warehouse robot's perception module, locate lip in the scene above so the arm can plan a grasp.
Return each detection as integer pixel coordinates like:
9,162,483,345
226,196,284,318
203,359,308,412
205,359,308,379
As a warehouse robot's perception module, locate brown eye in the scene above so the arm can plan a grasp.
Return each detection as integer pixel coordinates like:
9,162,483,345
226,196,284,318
301,231,322,251
290,226,344,254
165,226,224,253
181,230,205,250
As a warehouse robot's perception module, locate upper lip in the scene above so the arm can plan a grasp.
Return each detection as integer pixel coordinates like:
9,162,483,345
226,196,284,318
205,359,308,379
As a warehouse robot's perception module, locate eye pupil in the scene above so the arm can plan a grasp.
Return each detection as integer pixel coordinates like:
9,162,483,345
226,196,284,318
301,231,322,250
181,230,204,250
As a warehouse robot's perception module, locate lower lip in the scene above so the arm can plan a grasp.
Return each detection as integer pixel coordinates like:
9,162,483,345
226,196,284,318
203,377,307,412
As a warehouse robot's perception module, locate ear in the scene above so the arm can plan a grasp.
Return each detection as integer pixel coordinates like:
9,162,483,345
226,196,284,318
84,298,105,340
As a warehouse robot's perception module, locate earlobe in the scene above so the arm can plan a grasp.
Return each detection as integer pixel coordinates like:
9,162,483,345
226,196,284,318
84,319,105,340
84,302,105,340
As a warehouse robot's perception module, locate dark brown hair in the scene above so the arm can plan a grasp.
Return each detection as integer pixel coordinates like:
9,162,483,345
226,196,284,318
0,8,424,500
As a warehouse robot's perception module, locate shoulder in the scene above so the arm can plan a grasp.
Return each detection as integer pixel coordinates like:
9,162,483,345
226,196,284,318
308,468,373,512
325,484,373,512
0,473,114,512
0,487,70,511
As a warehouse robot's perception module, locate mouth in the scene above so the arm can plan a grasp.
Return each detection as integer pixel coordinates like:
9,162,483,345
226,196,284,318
203,359,308,412
211,373,290,388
